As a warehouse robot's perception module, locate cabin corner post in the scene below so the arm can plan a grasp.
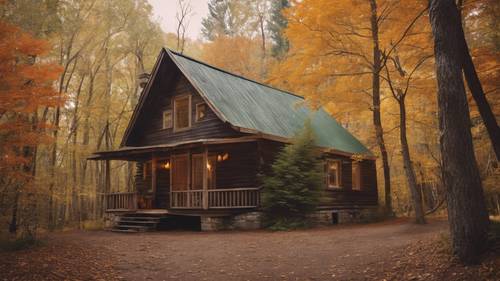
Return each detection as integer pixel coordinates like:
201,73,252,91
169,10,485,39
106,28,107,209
202,147,209,210
152,155,158,207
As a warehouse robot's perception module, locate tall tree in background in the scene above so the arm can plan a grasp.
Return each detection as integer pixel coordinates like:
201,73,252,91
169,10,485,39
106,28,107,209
457,0,500,160
0,19,61,234
268,0,289,59
429,0,490,264
201,0,250,40
367,0,393,215
175,0,192,54
268,0,428,215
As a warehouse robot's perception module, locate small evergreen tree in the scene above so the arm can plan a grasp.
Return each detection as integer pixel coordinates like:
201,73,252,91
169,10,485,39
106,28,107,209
261,122,323,229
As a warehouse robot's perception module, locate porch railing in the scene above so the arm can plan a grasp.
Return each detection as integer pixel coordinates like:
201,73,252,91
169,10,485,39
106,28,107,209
170,189,204,209
105,192,138,211
208,188,260,209
170,187,260,209
105,188,261,211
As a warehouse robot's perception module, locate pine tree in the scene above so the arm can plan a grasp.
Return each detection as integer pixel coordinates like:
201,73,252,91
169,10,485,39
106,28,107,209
268,0,289,58
261,122,323,229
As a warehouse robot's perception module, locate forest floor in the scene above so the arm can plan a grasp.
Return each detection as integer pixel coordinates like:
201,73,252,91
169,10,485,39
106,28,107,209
1,218,499,281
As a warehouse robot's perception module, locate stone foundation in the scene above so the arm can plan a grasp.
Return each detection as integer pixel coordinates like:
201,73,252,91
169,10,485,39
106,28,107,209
103,212,120,228
200,212,262,231
199,208,378,231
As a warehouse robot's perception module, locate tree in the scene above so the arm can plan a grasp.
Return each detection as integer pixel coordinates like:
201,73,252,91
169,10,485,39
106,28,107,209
268,0,289,58
383,51,432,224
261,122,323,229
268,0,428,215
201,0,251,40
175,0,192,54
457,1,500,161
429,0,490,264
0,19,62,234
201,35,263,81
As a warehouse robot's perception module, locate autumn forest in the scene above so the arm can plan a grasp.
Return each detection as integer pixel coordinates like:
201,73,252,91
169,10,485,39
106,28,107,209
0,0,499,279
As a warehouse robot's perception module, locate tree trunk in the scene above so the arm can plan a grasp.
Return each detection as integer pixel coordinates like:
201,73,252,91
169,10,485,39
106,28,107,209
458,0,500,161
369,0,392,214
399,98,426,224
429,0,490,264
462,44,500,160
9,189,20,234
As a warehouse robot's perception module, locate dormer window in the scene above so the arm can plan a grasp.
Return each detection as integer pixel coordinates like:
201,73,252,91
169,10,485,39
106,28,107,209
196,103,207,122
174,95,191,131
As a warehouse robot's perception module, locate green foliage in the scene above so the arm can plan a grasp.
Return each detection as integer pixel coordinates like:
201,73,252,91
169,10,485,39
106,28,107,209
268,0,290,58
261,121,323,229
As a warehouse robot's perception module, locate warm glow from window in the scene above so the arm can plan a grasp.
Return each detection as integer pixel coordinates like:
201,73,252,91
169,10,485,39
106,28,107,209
326,160,341,188
196,103,207,121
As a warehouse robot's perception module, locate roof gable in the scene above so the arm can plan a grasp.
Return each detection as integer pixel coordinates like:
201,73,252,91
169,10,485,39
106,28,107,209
122,48,372,156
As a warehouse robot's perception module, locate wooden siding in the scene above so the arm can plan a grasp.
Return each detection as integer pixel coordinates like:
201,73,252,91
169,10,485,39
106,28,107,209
258,140,378,209
210,143,259,188
126,57,244,147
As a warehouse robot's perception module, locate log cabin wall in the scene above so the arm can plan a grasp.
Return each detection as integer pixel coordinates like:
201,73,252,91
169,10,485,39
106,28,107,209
209,142,259,188
126,56,245,147
321,156,378,209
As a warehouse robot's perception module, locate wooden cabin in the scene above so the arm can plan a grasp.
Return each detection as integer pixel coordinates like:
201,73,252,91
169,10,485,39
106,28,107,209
90,49,378,231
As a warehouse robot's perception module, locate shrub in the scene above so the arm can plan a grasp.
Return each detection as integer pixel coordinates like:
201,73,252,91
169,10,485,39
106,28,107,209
261,121,323,229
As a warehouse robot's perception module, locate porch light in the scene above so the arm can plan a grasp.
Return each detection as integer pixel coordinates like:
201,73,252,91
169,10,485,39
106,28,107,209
163,161,170,169
217,152,229,162
206,162,212,171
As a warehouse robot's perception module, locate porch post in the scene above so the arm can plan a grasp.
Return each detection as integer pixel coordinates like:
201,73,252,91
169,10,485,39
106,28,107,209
152,155,157,208
203,147,209,210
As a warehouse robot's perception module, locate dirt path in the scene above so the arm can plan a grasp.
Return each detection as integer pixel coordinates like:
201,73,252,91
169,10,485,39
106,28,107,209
1,219,450,281
81,219,446,280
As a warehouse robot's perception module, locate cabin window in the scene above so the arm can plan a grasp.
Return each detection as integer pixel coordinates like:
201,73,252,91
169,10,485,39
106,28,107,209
352,162,362,190
326,160,342,188
162,110,172,129
174,96,191,131
195,103,207,122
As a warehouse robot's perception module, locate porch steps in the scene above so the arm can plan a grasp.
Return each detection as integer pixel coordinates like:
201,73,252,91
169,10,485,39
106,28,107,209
110,213,168,233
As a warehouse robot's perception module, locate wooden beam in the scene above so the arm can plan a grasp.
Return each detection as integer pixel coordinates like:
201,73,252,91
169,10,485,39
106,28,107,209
202,147,208,210
151,155,157,207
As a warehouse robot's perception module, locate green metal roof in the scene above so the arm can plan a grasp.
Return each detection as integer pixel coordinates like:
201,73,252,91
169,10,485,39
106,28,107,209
166,49,372,156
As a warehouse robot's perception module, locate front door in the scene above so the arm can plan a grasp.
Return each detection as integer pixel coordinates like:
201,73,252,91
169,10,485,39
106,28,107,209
171,154,189,191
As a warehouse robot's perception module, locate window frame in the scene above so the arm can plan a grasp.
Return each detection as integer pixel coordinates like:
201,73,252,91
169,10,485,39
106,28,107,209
352,161,362,191
162,110,172,129
325,159,342,189
195,102,207,122
173,95,192,132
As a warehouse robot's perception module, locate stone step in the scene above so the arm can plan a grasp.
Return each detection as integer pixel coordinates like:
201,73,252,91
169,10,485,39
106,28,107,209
118,219,160,225
116,224,154,229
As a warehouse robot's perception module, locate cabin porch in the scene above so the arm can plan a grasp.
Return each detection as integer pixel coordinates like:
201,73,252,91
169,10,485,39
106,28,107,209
104,187,261,212
91,140,268,213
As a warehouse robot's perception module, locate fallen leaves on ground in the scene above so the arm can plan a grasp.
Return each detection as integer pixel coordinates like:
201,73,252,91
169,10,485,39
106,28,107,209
0,232,122,281
382,234,500,281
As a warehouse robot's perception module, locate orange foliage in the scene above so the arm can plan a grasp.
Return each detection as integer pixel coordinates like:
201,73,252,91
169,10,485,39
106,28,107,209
0,19,62,182
200,35,264,81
